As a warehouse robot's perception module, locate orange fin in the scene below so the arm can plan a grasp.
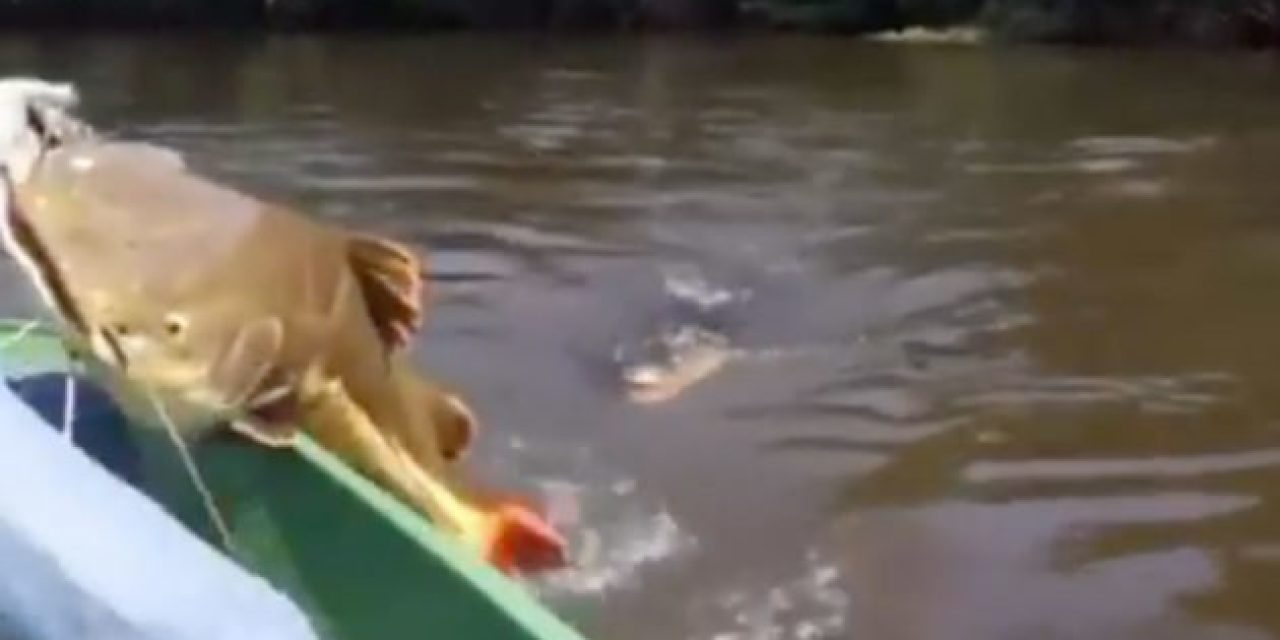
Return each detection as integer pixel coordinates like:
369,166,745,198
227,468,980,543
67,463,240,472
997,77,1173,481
347,233,425,351
484,501,568,576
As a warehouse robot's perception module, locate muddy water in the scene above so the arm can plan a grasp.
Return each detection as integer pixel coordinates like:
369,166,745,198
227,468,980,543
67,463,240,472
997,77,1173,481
5,34,1280,640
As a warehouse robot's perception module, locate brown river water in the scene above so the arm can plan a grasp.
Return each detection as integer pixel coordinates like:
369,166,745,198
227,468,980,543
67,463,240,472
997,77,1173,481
4,34,1280,640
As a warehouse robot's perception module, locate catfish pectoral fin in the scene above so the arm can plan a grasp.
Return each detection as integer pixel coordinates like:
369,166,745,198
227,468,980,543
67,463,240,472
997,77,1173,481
210,317,283,408
229,419,299,448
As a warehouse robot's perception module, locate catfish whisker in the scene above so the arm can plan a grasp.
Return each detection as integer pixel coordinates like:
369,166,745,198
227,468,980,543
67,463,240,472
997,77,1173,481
147,390,233,550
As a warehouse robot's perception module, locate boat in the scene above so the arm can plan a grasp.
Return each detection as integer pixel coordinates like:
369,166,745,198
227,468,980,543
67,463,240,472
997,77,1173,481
0,319,587,640
0,348,318,640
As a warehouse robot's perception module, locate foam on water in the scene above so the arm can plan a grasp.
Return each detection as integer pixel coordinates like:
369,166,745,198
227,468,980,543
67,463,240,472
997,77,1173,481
660,263,749,311
688,549,850,640
482,437,697,600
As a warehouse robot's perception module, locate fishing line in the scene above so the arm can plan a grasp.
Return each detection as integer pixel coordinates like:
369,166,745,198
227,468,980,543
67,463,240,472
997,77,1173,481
148,392,234,550
57,335,86,443
0,317,39,352
0,319,80,442
60,372,75,441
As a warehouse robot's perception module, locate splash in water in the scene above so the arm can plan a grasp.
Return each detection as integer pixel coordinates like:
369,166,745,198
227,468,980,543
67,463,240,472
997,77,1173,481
482,436,697,600
688,549,850,640
659,263,750,312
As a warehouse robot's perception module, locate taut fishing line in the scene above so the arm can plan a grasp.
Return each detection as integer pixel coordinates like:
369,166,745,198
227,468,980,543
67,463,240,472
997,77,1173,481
148,391,234,549
0,319,78,441
0,317,39,351
60,371,75,441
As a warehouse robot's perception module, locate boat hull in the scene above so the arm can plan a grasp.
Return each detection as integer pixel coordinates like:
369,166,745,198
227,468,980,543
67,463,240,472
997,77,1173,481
0,320,584,640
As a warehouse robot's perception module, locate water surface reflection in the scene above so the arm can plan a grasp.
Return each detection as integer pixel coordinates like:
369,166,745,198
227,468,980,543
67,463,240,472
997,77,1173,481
2,35,1280,640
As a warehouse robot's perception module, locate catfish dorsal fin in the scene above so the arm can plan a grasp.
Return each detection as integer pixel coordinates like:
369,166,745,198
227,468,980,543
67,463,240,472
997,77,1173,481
347,233,426,352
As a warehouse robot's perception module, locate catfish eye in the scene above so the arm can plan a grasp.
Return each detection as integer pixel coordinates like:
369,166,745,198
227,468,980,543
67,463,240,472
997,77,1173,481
163,313,188,338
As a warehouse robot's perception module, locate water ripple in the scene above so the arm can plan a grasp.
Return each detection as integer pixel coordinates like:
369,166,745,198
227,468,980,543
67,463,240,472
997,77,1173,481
966,449,1280,484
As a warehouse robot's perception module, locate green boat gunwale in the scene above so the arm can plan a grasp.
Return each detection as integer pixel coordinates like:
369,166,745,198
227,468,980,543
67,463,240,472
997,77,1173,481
0,319,587,640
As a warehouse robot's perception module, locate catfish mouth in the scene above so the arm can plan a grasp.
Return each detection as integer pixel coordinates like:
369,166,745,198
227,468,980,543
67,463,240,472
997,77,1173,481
0,170,88,336
0,169,136,374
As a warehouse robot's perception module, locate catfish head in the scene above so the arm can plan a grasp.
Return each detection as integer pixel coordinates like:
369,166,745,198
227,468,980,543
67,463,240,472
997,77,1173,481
0,87,320,441
0,153,303,443
83,292,303,444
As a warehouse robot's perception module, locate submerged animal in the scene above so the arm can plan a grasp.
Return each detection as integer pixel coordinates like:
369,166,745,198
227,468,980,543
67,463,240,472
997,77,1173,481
614,266,741,404
0,80,565,575
619,325,731,404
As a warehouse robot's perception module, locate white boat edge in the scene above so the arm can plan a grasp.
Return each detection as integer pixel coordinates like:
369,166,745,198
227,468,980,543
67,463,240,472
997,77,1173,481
0,378,319,640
